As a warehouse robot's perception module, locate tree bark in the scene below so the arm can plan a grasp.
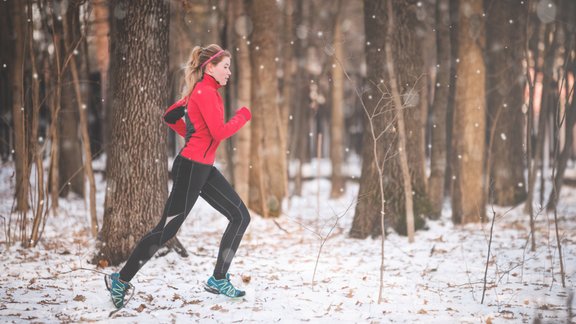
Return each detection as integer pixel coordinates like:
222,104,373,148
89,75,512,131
247,0,286,217
97,0,170,265
280,0,294,203
60,0,98,237
11,0,30,212
451,0,486,224
485,0,528,206
330,0,346,199
547,87,576,210
390,1,429,235
352,0,429,239
526,22,559,214
350,0,388,239
444,0,459,198
231,0,252,203
28,0,47,248
57,0,84,198
546,0,576,211
92,0,110,158
385,0,415,242
49,2,63,211
290,0,312,197
428,0,451,219
0,0,13,161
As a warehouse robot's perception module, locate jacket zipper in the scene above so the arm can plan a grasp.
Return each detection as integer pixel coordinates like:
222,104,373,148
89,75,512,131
203,140,214,159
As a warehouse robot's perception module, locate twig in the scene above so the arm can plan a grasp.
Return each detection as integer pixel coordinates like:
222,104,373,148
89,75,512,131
311,201,354,287
273,219,289,234
481,206,497,304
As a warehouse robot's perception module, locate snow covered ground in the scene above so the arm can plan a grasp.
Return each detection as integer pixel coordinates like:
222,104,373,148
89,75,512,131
0,158,574,323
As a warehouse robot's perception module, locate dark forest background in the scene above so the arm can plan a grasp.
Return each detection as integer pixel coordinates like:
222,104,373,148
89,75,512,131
0,0,574,268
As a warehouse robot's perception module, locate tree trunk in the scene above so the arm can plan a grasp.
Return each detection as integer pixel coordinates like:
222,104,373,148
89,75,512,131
485,0,528,206
428,0,451,219
66,41,99,238
281,0,295,203
28,0,47,248
547,87,576,210
247,0,286,217
444,0,459,198
97,0,170,265
290,0,312,197
12,0,30,212
547,1,576,211
527,22,559,214
451,0,486,224
231,0,252,203
49,2,63,211
385,0,418,242
57,1,84,198
350,0,388,239
61,0,98,236
393,1,429,235
352,0,429,238
384,0,429,236
330,0,346,199
0,0,13,162
92,0,110,158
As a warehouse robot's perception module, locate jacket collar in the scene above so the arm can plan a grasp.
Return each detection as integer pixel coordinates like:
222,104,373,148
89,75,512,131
202,74,222,90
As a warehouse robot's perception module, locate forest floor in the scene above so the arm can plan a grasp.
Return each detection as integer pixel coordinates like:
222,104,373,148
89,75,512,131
0,159,575,323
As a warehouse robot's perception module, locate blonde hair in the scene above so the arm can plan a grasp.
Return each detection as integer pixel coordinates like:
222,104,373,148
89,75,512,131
181,44,231,98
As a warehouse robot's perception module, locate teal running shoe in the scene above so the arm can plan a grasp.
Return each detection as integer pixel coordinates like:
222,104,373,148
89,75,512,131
205,274,246,298
105,272,129,308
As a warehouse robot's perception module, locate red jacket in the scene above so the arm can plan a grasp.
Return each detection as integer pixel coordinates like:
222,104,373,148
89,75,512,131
163,75,251,164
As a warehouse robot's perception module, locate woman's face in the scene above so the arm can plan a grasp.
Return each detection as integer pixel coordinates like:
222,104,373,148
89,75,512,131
207,56,231,86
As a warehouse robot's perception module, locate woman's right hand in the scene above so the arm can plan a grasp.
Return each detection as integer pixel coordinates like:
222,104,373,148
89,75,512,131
236,107,252,121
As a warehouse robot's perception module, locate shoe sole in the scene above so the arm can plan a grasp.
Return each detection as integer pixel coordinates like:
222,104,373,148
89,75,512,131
203,284,246,297
104,274,111,291
204,284,220,294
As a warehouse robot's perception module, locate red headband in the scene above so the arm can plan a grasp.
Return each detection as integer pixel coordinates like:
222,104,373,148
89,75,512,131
201,50,225,69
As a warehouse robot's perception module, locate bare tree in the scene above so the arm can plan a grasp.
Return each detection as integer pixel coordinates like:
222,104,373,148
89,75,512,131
428,0,451,219
97,0,170,265
385,0,415,242
11,0,29,213
350,0,389,240
63,5,98,237
247,0,286,217
351,0,428,237
231,0,252,203
91,0,110,157
329,0,346,199
289,0,312,197
28,0,48,248
0,0,13,161
546,0,576,211
451,0,486,224
56,0,84,198
527,21,560,215
48,0,64,211
485,0,528,206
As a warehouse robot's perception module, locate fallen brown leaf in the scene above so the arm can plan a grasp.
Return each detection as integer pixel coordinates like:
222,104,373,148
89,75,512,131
136,304,146,313
97,259,109,268
73,295,86,302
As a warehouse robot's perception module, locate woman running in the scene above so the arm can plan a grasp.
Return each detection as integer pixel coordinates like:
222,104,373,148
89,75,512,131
107,44,252,309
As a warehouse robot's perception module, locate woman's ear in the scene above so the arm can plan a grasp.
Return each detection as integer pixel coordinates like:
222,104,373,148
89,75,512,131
205,63,214,75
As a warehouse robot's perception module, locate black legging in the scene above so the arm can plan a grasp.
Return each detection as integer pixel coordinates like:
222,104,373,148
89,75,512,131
119,155,251,282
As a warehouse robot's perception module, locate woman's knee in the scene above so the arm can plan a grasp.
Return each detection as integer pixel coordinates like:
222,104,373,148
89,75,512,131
236,203,251,228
